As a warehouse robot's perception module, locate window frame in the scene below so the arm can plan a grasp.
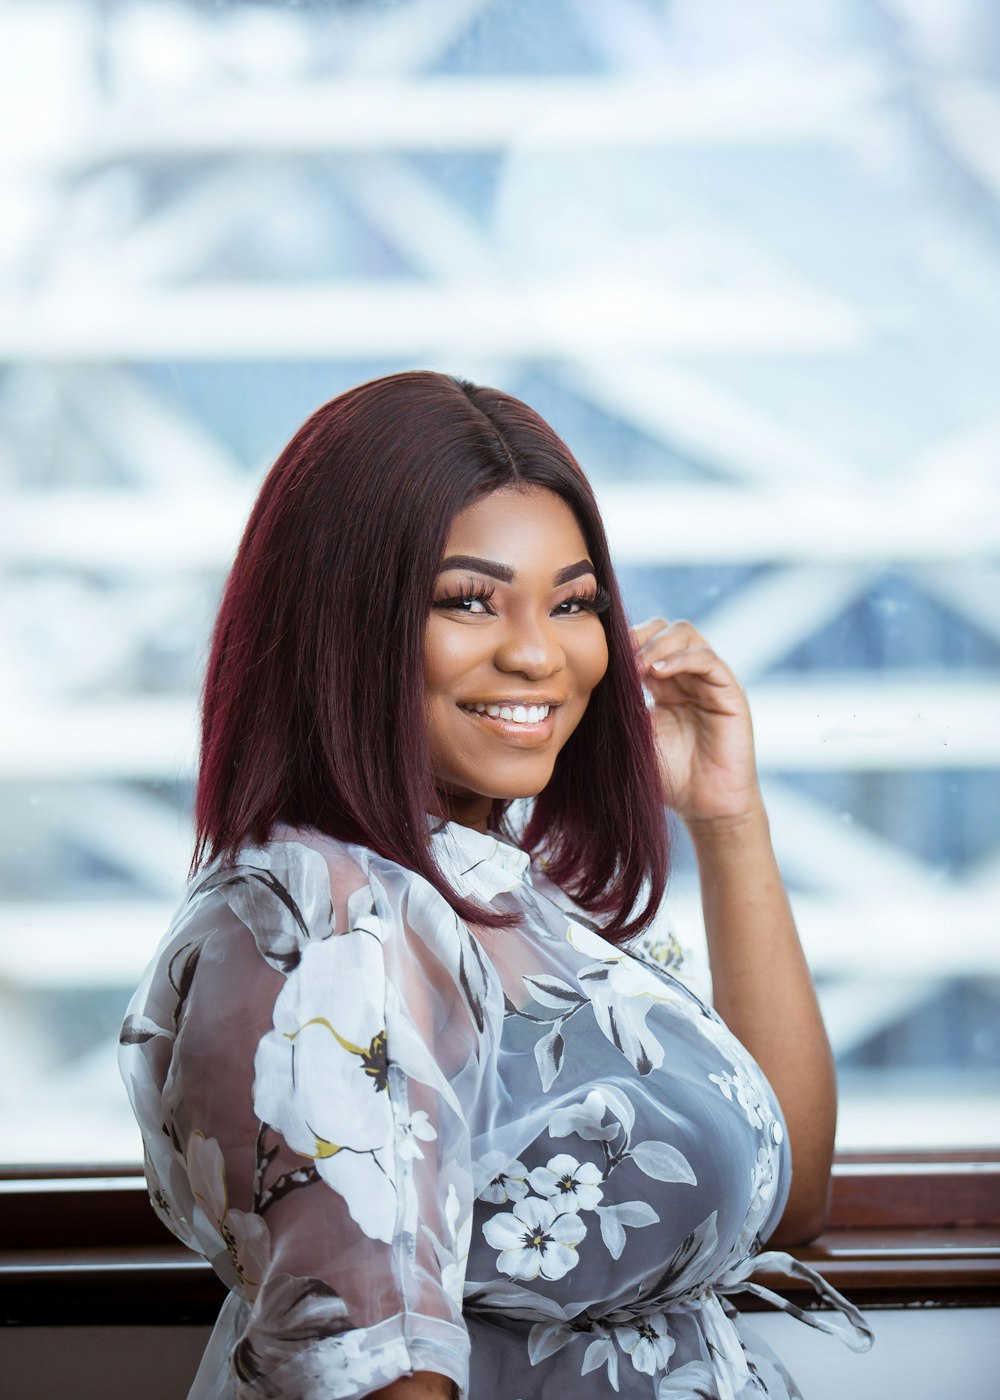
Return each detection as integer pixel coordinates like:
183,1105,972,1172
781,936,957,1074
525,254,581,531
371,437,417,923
2,1151,998,1325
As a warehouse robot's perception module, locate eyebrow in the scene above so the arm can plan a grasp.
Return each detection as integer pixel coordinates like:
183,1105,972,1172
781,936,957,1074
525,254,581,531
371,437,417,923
438,555,596,586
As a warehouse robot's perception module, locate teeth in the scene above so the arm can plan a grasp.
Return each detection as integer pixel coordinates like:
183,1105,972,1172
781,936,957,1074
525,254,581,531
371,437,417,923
462,703,551,724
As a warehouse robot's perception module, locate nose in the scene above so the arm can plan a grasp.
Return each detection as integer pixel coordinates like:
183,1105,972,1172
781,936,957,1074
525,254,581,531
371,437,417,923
493,613,565,680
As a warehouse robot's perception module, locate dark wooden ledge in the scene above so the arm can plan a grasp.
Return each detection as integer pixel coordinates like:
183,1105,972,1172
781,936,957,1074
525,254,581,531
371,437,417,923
2,1153,999,1325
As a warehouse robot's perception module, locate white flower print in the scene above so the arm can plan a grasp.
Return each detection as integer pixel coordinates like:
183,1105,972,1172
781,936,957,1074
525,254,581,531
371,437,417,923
207,842,340,974
232,1271,354,1393
395,1109,436,1162
708,1065,765,1129
568,926,677,1076
615,1312,677,1375
528,1153,603,1212
656,1360,717,1397
479,1156,530,1205
253,932,398,1242
750,1142,776,1208
439,1182,472,1303
483,1196,587,1281
548,1088,620,1142
582,1334,620,1391
285,1331,385,1397
594,1200,660,1259
185,1131,271,1301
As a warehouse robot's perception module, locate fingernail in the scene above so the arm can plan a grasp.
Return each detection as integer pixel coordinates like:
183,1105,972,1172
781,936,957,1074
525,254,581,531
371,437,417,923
651,659,672,673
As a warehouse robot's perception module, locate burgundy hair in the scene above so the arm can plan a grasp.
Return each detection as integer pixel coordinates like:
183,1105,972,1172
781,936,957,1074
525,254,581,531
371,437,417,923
193,370,669,941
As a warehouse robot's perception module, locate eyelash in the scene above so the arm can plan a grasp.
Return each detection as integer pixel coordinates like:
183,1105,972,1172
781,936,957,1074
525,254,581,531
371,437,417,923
433,581,612,616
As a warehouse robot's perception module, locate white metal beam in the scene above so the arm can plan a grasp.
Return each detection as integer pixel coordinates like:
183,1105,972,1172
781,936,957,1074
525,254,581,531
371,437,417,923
760,777,945,897
63,69,882,167
338,155,497,279
598,482,1000,564
3,886,998,984
924,78,1000,203
914,563,1000,649
0,679,996,779
693,564,877,681
93,166,279,290
345,0,493,77
794,888,1000,976
58,368,244,488
818,977,943,1057
0,278,865,360
564,359,866,485
46,783,194,897
749,676,1000,771
11,480,1000,569
3,488,253,570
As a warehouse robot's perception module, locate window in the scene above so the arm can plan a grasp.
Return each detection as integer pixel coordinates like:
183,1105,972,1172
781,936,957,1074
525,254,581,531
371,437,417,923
1,0,998,1170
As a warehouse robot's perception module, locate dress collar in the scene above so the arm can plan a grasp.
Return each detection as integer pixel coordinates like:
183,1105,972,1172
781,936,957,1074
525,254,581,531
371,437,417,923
428,816,533,902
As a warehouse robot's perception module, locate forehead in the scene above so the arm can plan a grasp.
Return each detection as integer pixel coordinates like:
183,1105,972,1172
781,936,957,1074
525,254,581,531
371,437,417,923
443,486,589,560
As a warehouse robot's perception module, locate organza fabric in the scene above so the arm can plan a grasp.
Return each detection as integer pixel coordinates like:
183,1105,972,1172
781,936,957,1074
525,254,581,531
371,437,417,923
120,819,871,1399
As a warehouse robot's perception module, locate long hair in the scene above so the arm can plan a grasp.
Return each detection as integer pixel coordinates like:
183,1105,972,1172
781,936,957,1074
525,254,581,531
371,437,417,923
193,370,669,941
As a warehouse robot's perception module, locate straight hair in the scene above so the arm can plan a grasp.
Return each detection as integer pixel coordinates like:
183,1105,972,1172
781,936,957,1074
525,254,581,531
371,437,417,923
193,370,669,941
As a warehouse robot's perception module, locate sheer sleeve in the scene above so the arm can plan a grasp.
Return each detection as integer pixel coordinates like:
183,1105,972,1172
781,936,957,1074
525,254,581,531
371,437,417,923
119,832,501,1399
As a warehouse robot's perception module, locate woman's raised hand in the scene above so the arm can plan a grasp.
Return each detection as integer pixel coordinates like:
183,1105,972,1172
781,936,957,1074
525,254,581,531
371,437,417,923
631,617,763,831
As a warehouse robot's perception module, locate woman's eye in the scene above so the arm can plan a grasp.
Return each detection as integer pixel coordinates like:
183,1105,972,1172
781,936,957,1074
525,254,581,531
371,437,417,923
554,588,610,616
433,585,496,615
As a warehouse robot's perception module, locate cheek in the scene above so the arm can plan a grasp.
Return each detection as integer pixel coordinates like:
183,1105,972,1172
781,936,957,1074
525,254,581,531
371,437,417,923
424,619,491,700
424,622,463,694
574,622,610,694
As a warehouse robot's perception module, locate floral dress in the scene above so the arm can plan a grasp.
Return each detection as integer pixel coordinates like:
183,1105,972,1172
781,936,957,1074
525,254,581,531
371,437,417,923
119,819,871,1400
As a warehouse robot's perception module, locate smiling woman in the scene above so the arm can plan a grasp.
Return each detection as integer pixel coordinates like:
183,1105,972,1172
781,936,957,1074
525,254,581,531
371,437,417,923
119,370,872,1400
189,370,669,941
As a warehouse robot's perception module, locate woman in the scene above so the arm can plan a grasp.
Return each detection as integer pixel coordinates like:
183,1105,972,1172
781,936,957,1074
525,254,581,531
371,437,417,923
120,371,871,1399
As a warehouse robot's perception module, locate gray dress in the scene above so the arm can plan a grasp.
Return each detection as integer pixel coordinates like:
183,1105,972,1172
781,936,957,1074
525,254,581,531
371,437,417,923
119,819,871,1399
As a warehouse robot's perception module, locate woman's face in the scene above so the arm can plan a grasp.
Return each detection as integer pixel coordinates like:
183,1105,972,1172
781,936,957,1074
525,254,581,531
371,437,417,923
425,484,610,831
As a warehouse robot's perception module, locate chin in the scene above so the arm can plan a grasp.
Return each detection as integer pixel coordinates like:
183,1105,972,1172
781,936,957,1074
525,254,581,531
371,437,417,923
484,767,557,802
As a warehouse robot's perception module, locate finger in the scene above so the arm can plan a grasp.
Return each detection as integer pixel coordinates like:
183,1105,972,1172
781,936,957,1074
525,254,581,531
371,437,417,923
644,645,743,701
633,618,701,654
630,617,670,650
639,625,709,664
646,645,721,677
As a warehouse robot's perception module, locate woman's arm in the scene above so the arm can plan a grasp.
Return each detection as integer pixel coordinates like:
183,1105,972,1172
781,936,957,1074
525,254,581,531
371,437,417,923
633,618,836,1243
688,804,836,1242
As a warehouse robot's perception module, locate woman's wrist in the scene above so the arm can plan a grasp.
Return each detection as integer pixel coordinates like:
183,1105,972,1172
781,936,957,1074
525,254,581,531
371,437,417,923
682,792,770,852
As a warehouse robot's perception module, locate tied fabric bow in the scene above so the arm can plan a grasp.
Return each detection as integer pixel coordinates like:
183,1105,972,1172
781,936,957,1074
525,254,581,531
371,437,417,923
469,1247,873,1399
680,1249,874,1400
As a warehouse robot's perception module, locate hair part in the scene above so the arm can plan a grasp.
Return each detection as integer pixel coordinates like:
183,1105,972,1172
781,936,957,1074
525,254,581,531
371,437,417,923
194,370,669,941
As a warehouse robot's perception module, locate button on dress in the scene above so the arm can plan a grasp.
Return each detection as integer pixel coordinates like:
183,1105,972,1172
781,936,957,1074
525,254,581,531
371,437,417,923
119,820,871,1399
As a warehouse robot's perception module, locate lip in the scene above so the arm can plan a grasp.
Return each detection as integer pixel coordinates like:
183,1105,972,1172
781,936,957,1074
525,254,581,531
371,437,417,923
459,698,564,708
457,701,559,745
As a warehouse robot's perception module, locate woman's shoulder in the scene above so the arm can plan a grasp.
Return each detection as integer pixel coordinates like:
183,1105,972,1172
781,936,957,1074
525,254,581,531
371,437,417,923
189,824,471,969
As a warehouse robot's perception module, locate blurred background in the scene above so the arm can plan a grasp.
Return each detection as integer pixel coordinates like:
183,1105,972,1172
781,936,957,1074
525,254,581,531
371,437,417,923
0,0,998,1164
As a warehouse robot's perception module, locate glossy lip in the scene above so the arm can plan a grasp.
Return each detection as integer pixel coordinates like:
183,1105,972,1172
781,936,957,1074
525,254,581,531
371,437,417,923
457,701,560,744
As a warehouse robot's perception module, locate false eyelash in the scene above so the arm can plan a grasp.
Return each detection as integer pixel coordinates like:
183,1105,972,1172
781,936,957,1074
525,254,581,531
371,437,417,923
587,585,613,614
434,579,497,607
557,584,613,615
